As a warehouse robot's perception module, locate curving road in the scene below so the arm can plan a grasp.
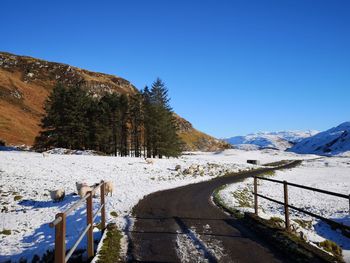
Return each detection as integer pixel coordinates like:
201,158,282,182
127,163,299,263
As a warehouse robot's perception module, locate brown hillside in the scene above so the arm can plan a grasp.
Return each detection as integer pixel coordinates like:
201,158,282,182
0,51,229,151
174,114,231,151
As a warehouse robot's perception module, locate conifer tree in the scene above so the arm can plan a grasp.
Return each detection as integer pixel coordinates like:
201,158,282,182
96,97,114,153
35,78,183,157
119,94,129,156
34,83,90,150
100,93,120,155
85,98,105,151
34,83,66,149
129,92,143,157
142,86,154,157
149,78,183,158
63,85,90,149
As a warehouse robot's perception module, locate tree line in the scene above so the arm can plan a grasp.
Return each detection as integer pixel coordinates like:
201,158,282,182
34,78,183,158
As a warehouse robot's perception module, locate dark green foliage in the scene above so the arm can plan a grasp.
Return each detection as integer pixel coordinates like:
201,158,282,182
129,92,143,157
119,94,129,157
99,93,121,155
85,98,105,151
145,78,183,158
34,84,90,150
34,78,183,157
142,86,153,157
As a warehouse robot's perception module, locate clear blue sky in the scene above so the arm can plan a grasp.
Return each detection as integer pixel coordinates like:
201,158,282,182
1,0,349,138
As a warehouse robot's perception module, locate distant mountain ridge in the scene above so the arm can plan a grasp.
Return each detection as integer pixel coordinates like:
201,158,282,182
224,130,318,150
288,122,350,156
0,51,229,151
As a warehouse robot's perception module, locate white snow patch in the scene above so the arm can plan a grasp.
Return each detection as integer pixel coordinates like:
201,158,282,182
176,230,208,263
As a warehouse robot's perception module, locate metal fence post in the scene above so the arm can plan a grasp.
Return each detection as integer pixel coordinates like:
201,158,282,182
54,213,66,263
100,182,106,230
86,192,94,259
283,181,290,231
254,177,258,215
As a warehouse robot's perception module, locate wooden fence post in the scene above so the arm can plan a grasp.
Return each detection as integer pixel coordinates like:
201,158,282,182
254,177,258,215
54,213,66,263
100,182,106,230
283,181,290,231
86,192,94,259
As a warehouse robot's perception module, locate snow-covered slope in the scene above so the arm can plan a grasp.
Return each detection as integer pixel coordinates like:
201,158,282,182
224,131,318,151
289,122,350,156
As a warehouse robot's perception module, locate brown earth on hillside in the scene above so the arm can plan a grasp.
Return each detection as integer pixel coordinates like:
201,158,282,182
0,51,229,151
174,114,231,151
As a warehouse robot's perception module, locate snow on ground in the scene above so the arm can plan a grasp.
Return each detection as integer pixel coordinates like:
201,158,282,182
0,149,314,262
218,156,350,262
176,225,225,263
176,228,209,263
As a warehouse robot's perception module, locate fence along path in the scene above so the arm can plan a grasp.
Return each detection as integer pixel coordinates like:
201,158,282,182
253,176,350,236
49,181,106,263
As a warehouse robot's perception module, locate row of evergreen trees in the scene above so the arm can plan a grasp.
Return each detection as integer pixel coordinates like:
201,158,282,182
34,78,183,158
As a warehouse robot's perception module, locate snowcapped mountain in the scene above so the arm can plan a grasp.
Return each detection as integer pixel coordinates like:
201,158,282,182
288,122,350,156
224,131,318,151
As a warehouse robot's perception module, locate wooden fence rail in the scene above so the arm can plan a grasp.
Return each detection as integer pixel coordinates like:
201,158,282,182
49,181,106,263
253,176,350,236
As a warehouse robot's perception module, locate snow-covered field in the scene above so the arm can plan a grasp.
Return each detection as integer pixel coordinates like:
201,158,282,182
218,156,350,261
0,150,312,262
0,149,314,262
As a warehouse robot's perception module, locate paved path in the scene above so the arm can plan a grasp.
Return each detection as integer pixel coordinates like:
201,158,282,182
127,163,299,263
